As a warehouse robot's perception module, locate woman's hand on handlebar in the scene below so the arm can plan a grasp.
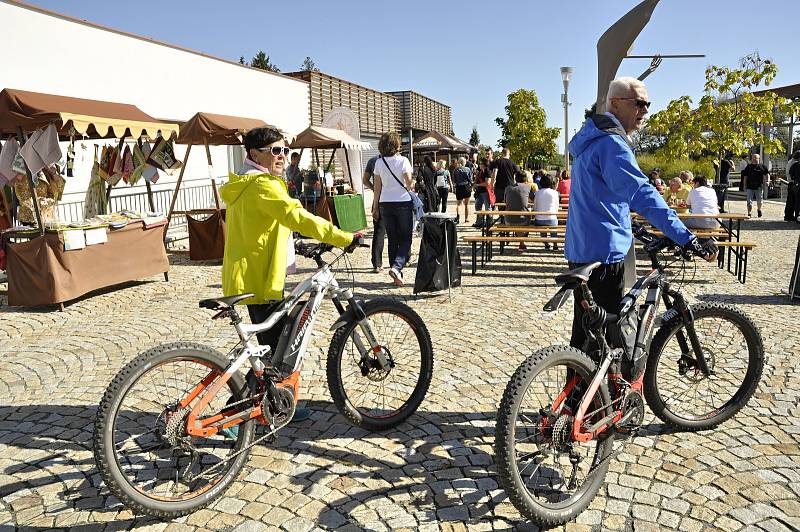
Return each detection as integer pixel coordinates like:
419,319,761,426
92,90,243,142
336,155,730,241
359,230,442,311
344,232,365,253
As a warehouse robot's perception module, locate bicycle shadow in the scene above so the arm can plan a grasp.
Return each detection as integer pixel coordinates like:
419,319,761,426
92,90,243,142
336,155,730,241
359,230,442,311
0,402,539,530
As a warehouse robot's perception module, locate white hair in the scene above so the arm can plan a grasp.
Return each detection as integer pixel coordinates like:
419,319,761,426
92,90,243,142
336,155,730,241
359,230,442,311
458,156,467,166
606,77,647,109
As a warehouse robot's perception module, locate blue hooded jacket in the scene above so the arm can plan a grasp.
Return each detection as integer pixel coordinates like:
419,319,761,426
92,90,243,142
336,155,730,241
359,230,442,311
565,114,693,264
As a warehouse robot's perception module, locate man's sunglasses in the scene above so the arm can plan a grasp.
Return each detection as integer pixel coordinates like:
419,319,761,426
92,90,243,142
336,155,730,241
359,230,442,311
613,97,651,109
256,146,291,156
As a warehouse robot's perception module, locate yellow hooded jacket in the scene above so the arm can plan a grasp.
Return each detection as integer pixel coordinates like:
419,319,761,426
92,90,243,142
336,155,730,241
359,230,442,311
220,169,352,304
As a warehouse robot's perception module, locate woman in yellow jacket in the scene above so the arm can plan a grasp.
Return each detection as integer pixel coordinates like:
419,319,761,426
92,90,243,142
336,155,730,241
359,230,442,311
220,127,358,423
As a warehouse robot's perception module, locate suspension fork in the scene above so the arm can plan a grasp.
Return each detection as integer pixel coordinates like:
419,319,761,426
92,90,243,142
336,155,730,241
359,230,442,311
333,296,391,370
664,289,712,376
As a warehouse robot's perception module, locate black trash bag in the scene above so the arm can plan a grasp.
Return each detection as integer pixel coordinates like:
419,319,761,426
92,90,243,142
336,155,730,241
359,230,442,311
414,215,462,294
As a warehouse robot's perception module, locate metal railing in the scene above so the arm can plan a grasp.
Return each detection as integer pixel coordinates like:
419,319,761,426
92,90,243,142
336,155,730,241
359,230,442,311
55,177,227,241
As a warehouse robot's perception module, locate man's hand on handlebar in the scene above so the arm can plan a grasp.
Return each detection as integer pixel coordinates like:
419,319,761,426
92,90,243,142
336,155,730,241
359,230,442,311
683,236,718,262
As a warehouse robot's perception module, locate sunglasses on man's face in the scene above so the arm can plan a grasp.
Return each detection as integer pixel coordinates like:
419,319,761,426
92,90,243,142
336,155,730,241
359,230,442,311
256,146,291,156
613,97,651,110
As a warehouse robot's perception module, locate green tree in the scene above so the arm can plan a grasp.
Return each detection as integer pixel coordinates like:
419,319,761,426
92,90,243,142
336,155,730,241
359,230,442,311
469,126,480,146
250,51,280,73
238,56,247,65
495,89,560,168
630,124,666,154
647,57,800,181
300,56,319,72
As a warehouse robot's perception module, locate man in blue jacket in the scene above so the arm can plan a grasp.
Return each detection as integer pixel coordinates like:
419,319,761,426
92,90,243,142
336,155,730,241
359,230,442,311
565,77,717,350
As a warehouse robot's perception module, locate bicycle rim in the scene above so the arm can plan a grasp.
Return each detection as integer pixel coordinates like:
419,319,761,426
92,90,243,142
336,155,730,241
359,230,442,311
110,356,248,502
649,307,761,423
335,307,427,421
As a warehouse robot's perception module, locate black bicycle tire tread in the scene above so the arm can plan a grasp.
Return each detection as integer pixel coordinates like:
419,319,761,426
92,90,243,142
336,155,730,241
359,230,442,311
326,299,434,431
495,345,613,527
93,342,253,519
644,302,764,432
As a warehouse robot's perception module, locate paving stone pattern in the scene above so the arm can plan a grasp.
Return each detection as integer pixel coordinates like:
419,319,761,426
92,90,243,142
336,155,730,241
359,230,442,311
1,199,798,531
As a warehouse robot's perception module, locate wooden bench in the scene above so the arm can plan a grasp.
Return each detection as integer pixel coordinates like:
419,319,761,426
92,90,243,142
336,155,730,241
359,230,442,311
462,234,565,274
713,241,756,283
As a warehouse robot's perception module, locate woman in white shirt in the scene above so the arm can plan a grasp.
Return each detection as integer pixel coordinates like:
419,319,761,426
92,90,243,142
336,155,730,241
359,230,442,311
685,175,720,229
532,174,561,250
372,132,414,287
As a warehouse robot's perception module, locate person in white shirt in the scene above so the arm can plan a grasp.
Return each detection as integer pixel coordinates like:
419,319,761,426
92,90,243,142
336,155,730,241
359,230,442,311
532,174,561,250
685,175,720,229
371,132,414,287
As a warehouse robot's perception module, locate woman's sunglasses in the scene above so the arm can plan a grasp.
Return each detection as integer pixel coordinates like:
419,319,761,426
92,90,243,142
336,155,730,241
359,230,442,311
256,146,291,156
613,97,651,109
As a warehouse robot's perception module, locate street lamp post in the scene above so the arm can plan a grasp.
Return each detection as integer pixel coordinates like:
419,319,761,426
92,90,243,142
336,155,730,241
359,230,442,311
560,67,573,173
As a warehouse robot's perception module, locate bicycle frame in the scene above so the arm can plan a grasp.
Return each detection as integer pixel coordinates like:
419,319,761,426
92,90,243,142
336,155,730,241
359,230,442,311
183,253,386,438
561,239,713,444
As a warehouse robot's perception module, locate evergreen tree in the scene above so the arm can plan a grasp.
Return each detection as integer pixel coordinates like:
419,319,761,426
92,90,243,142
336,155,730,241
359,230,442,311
250,51,280,73
469,126,480,146
300,56,319,72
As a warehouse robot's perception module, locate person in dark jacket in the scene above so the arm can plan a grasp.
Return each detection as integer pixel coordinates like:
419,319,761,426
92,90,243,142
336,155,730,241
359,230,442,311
566,77,717,351
452,157,473,224
741,153,770,218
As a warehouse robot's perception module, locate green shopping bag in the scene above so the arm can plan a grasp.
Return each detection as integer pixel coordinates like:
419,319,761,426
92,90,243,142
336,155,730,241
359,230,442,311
332,194,367,232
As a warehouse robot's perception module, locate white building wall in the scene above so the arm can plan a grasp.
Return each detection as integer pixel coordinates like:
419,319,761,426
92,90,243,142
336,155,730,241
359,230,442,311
0,1,309,205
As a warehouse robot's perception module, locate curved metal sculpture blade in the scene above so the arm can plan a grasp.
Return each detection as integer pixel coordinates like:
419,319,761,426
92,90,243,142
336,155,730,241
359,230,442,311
596,0,661,113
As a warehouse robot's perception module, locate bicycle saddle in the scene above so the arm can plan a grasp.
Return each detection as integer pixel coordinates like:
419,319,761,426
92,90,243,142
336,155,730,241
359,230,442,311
554,262,602,285
199,293,254,310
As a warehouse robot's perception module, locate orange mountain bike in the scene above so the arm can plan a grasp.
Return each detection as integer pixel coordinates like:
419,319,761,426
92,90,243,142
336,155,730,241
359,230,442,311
495,224,764,526
93,239,433,518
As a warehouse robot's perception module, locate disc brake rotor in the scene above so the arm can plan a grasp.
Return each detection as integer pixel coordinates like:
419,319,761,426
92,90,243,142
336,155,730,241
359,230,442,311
360,347,394,382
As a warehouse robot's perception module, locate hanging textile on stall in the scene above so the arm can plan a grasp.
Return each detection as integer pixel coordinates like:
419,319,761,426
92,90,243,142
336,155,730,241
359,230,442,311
14,164,64,225
121,145,134,184
84,153,105,219
0,137,21,185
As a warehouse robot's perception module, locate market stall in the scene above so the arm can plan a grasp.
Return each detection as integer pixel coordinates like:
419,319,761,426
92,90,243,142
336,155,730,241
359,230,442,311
0,88,178,308
166,112,270,260
288,126,370,230
405,130,477,162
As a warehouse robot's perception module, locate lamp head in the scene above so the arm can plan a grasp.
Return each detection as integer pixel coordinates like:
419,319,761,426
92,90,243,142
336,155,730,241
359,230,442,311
560,66,573,91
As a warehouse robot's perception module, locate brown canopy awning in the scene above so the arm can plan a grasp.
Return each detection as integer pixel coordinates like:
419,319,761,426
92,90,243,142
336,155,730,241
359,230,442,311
407,130,476,153
176,112,271,146
289,126,372,150
0,88,179,139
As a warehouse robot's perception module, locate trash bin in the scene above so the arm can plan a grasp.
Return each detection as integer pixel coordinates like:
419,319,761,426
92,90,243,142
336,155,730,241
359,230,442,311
414,213,461,294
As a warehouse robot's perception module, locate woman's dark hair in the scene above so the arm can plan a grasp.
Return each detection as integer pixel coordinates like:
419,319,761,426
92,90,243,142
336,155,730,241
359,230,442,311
378,132,400,156
423,155,435,172
540,174,553,189
693,175,709,187
244,127,284,156
515,170,527,183
561,170,570,180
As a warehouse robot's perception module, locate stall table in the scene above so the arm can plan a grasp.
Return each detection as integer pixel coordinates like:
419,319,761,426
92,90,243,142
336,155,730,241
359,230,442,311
4,221,169,308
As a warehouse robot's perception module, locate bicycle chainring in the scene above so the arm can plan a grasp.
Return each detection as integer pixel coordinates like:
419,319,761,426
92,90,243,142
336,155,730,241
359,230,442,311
617,389,645,433
262,385,295,426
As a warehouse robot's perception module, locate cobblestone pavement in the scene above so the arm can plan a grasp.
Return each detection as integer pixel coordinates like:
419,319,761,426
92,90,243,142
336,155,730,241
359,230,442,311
1,199,798,532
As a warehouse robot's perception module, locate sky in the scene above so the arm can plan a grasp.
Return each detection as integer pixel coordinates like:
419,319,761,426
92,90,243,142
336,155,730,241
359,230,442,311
25,0,800,152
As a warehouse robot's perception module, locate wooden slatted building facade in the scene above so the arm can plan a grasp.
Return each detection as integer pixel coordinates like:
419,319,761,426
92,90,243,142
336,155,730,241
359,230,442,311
386,90,453,137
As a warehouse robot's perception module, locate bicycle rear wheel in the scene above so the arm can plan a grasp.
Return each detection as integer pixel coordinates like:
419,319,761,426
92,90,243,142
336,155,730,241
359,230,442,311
327,298,433,431
495,346,614,527
93,342,255,518
644,302,764,431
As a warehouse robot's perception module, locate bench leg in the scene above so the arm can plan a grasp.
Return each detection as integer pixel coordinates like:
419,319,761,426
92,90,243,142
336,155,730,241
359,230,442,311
471,241,477,275
742,247,748,284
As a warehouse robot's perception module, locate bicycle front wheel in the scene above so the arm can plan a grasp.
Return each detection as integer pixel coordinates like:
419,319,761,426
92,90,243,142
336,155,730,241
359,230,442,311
327,298,433,431
644,302,764,431
495,346,615,527
93,342,255,518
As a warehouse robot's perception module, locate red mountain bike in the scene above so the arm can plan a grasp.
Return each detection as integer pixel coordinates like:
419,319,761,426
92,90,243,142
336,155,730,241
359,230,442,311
495,224,764,526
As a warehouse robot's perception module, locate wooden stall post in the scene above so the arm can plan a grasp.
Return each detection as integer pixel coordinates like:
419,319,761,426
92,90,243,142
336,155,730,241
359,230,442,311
207,140,221,211
16,127,44,235
163,144,193,243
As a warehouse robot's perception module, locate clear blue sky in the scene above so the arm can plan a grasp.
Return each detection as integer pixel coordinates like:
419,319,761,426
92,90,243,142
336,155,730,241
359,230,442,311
28,0,800,151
